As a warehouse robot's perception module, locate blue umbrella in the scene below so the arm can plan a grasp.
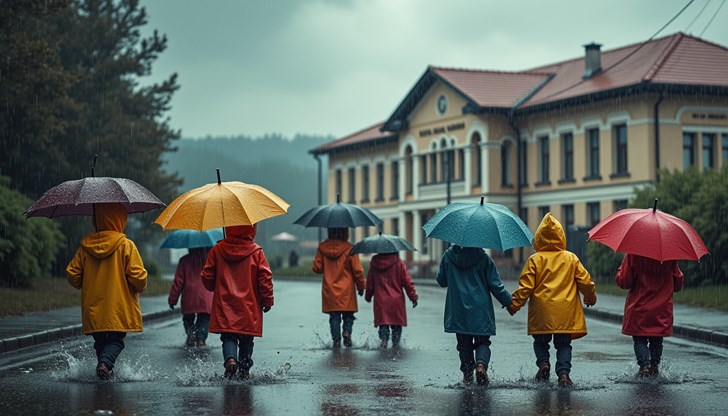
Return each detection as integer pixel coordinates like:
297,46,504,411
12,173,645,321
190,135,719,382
160,228,224,249
423,197,533,251
350,232,417,255
293,194,382,229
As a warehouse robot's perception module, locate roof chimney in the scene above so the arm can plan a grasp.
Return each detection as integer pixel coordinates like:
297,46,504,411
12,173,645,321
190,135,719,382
583,42,602,79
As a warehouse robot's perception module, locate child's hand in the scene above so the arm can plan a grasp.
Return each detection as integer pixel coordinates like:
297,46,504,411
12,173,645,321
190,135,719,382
262,306,272,313
358,290,364,296
412,300,418,308
169,304,175,311
584,298,596,307
506,304,518,316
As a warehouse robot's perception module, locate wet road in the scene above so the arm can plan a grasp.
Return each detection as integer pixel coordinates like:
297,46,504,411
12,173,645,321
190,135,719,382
1,279,727,415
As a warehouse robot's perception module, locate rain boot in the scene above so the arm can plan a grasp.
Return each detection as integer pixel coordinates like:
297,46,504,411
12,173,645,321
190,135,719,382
558,373,573,388
224,358,238,379
535,363,550,382
476,363,489,386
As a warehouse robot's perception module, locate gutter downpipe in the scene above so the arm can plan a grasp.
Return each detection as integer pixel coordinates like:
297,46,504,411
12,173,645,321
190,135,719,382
507,111,524,264
313,152,323,242
654,92,664,183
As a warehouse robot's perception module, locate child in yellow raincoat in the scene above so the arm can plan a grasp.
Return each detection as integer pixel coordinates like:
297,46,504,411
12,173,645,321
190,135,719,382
66,203,147,380
507,213,596,388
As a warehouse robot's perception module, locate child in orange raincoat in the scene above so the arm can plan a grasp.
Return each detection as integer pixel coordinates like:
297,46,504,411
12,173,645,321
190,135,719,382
201,225,273,379
508,213,596,388
312,227,366,348
616,253,684,377
66,203,148,380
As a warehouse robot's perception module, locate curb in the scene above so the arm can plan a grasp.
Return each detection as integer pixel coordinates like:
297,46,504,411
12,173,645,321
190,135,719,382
0,309,178,355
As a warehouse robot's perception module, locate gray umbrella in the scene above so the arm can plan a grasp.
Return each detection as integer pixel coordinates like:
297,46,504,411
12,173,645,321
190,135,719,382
350,232,416,255
293,194,383,229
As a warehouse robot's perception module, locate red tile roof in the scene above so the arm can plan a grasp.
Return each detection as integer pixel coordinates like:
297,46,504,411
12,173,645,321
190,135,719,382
310,122,395,154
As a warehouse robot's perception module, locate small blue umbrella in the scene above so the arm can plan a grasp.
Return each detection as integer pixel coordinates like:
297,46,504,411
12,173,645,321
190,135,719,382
350,232,417,255
423,197,533,251
160,228,224,249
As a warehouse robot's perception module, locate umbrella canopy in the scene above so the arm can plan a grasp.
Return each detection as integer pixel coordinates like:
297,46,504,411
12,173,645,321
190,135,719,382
160,228,224,249
587,199,708,261
423,196,533,251
350,232,417,255
271,231,298,242
154,169,290,231
24,176,165,218
293,194,383,228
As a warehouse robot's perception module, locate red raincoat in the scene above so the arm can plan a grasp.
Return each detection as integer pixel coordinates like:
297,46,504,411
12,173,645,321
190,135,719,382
312,239,365,313
168,249,213,315
615,254,684,337
201,225,273,337
364,253,418,327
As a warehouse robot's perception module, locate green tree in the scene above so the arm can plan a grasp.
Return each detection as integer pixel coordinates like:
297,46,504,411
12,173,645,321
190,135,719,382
631,168,727,286
0,176,64,287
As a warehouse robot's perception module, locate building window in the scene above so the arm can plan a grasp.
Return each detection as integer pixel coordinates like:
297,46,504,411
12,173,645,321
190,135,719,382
587,202,601,226
361,165,370,203
561,132,574,181
538,205,550,220
519,139,528,186
391,218,399,236
703,133,715,170
501,141,512,187
421,213,429,255
335,169,342,198
683,132,696,169
539,135,550,184
586,128,600,178
391,160,399,200
722,134,728,168
519,207,528,227
613,124,628,175
613,199,628,211
420,155,428,184
375,163,384,201
562,204,574,228
471,133,482,186
348,167,356,203
431,153,438,183
458,149,465,180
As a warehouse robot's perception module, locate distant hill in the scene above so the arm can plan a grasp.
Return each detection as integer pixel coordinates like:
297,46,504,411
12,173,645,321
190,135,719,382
162,134,332,261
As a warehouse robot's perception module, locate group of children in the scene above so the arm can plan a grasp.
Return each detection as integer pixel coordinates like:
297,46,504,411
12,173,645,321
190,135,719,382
67,204,683,386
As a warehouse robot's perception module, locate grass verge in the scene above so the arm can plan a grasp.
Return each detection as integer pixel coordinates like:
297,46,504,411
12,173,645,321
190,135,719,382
595,282,728,311
0,274,172,318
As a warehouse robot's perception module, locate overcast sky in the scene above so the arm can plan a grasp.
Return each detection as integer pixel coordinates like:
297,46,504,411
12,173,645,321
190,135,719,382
141,0,728,140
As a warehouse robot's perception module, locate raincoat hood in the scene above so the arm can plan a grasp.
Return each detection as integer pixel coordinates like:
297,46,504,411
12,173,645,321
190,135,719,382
444,245,485,269
318,239,354,259
82,203,128,259
533,213,566,252
218,225,261,261
370,253,400,271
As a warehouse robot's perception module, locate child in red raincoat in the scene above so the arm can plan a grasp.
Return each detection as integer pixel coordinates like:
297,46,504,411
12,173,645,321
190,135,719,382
364,252,418,349
312,227,366,348
615,253,684,377
201,225,273,379
168,247,213,347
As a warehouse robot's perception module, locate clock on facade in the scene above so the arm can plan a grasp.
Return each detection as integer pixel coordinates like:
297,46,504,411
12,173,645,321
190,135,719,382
437,94,447,115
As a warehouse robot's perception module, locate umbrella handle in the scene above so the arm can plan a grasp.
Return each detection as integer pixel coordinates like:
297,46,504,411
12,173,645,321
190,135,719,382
653,197,658,212
216,168,221,185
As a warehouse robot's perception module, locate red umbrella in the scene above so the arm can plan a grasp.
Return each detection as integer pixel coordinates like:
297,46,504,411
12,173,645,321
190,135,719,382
24,176,165,218
587,199,708,261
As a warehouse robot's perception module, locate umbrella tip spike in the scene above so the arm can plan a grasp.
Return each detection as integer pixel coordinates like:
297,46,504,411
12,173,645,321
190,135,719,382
653,197,659,212
336,193,340,203
480,196,484,205
216,168,221,185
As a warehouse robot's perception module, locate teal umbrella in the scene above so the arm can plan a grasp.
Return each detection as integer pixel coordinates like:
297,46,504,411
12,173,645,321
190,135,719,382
423,197,533,250
160,228,224,249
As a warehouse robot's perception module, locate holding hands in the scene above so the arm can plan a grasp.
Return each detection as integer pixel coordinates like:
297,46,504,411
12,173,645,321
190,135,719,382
506,303,518,316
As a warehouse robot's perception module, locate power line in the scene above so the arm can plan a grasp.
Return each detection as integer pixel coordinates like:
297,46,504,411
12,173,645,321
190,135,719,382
685,0,711,32
700,0,726,36
649,0,695,40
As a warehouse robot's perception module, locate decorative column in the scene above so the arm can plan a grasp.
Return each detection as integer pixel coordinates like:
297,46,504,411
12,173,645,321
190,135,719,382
463,145,472,193
480,143,489,193
412,209,421,261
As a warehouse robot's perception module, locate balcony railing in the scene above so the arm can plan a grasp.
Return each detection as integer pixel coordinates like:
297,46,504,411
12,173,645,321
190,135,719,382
418,180,466,199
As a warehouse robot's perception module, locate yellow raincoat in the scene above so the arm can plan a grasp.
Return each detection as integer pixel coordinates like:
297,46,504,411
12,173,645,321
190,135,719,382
66,203,147,335
511,213,596,339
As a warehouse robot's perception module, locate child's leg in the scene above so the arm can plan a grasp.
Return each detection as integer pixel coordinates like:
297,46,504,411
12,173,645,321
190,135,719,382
456,333,476,374
632,336,650,368
196,313,211,341
342,312,355,335
647,336,663,367
220,333,239,363
237,335,255,376
473,336,492,367
182,314,195,337
552,334,572,376
92,332,126,370
532,334,552,368
378,325,390,341
391,326,403,345
329,313,342,342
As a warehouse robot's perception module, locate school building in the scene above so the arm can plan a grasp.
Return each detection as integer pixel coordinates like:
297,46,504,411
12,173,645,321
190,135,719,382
309,32,728,271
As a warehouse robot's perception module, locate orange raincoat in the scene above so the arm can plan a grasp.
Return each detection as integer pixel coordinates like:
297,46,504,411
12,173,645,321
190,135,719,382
66,203,147,335
312,239,365,313
511,213,596,339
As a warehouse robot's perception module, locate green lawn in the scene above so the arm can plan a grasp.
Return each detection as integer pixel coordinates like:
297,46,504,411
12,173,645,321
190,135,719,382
596,282,728,311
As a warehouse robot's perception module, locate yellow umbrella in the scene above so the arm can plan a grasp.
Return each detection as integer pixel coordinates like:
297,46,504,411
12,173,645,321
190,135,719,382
155,169,290,231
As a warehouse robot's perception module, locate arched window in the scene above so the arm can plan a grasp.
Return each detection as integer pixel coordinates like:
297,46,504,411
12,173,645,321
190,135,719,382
471,133,482,186
405,145,413,195
440,138,448,181
501,140,512,187
430,143,438,183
